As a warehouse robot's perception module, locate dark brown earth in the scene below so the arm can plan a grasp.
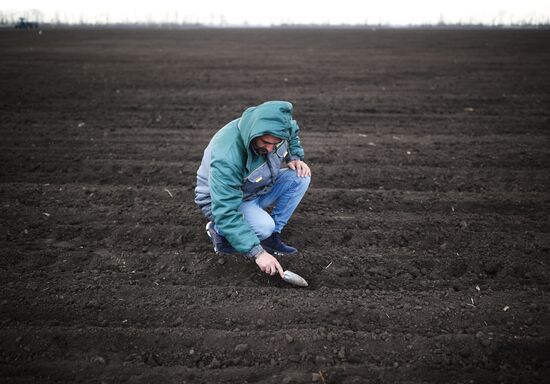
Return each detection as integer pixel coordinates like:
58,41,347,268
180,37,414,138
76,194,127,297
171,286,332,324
1,27,550,383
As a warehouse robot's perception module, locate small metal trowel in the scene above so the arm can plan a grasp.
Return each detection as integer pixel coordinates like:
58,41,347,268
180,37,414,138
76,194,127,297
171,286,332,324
282,270,308,287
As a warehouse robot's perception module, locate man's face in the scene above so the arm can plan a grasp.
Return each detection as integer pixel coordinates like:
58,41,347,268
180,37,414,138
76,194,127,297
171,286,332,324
252,134,282,155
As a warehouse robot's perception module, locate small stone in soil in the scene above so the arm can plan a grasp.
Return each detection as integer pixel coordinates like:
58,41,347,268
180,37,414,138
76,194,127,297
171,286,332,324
210,358,221,368
234,343,249,353
92,356,107,364
338,347,346,359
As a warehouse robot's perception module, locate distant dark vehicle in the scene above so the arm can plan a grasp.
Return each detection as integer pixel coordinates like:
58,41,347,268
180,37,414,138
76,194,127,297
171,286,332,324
15,18,39,29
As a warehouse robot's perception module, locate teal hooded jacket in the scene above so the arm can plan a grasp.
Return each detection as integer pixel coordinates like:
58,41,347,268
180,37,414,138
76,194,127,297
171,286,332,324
195,101,305,257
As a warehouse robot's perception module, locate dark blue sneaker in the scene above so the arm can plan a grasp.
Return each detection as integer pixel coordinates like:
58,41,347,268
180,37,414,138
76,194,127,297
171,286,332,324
206,221,238,254
261,232,297,256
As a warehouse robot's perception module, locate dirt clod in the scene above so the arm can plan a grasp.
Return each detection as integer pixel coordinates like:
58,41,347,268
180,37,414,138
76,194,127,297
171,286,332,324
234,344,249,354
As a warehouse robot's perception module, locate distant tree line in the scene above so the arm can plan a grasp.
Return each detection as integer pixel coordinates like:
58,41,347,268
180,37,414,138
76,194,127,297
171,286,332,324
0,9,549,28
14,18,39,29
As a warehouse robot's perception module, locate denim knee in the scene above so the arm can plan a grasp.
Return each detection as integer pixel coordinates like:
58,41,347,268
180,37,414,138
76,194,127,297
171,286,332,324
255,217,275,240
293,173,311,191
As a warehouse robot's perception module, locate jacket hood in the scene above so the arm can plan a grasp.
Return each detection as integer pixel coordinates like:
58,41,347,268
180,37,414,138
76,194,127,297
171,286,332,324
238,101,294,147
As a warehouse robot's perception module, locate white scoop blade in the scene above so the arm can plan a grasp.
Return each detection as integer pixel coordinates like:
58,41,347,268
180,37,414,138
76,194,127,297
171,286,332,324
282,270,308,287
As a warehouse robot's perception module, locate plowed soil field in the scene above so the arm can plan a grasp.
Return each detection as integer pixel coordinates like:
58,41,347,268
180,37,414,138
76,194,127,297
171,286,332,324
1,28,549,383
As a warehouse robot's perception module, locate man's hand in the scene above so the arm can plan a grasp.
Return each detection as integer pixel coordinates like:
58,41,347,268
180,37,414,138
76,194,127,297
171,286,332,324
255,251,284,278
288,160,311,177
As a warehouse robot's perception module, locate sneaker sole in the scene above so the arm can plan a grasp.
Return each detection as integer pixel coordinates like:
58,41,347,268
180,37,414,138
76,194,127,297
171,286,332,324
205,222,220,254
262,246,298,257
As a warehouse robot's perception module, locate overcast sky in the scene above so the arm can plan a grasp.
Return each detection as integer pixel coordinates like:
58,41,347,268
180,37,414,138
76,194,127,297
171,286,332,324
2,0,550,26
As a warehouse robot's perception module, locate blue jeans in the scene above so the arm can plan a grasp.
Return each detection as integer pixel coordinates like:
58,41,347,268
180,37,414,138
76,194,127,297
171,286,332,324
216,169,310,240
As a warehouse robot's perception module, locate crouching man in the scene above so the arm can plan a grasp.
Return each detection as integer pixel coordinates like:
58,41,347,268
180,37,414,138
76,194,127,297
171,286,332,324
195,101,311,278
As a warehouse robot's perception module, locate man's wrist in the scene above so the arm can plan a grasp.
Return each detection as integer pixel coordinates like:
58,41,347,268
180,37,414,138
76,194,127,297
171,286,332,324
245,245,264,259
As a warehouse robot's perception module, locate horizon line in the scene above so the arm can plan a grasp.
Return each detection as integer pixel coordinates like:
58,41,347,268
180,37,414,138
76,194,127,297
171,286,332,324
3,20,550,29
